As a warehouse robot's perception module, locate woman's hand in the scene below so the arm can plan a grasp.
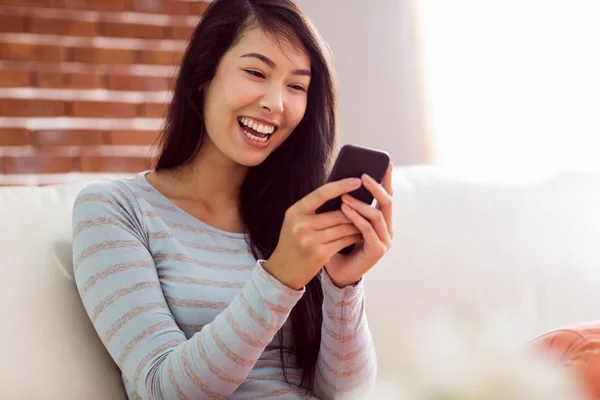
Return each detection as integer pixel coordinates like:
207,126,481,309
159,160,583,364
264,178,365,290
324,163,394,288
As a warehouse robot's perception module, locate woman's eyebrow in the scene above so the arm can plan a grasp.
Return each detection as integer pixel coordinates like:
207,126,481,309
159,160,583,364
241,52,311,77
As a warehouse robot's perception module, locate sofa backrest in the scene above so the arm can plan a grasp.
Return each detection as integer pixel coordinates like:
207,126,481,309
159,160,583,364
366,167,600,376
3,166,600,397
0,181,127,399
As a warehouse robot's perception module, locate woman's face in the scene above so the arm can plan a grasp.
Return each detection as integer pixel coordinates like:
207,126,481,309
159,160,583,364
201,25,311,167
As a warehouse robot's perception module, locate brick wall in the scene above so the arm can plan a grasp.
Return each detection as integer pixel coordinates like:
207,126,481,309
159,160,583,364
0,0,209,186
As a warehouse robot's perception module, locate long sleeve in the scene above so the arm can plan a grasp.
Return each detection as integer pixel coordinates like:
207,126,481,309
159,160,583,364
313,271,377,399
72,181,304,400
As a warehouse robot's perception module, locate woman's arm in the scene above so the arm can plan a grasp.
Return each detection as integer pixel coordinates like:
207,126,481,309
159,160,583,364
313,270,377,399
73,181,303,400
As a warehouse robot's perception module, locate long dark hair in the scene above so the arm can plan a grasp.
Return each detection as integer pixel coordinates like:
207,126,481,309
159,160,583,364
154,0,338,392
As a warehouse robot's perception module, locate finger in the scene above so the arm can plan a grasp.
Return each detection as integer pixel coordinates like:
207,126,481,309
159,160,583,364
297,178,362,214
341,203,383,251
341,194,391,246
380,162,394,198
315,222,361,244
362,168,393,238
362,172,393,211
306,210,353,230
377,163,394,238
323,234,362,255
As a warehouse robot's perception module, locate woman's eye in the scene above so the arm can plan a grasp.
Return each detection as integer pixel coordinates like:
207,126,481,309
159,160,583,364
290,85,306,92
245,70,265,79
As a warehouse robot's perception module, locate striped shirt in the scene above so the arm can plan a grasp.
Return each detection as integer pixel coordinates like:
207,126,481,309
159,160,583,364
72,171,377,400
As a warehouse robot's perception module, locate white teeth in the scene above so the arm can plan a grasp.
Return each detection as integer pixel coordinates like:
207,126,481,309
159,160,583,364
242,128,268,143
238,117,275,135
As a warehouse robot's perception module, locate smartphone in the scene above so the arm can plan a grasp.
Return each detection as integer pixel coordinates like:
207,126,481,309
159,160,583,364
316,144,391,255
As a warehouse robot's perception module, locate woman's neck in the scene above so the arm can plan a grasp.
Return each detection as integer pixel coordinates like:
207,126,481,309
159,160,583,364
174,140,247,210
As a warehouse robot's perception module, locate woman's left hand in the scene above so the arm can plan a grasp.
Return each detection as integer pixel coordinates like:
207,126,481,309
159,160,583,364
324,163,394,288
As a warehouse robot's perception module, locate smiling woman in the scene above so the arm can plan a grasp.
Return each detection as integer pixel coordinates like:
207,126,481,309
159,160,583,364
71,0,384,399
198,27,310,155
197,25,312,163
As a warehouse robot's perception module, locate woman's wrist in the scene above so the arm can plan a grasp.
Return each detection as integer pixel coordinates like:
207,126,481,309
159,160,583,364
323,266,361,289
262,256,304,291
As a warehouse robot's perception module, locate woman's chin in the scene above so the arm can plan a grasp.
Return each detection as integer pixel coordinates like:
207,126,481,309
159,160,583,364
232,152,270,168
232,138,280,167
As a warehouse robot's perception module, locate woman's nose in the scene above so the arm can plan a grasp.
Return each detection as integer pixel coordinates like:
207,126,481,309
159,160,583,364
259,84,284,114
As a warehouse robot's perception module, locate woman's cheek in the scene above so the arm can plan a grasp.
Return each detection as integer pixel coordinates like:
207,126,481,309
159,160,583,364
237,79,264,101
224,77,256,105
289,96,307,126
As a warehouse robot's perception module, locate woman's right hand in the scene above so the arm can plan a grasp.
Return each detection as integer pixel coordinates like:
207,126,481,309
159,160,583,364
263,178,364,290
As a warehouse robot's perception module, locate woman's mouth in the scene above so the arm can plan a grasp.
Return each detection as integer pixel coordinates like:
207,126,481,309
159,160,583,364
238,117,277,143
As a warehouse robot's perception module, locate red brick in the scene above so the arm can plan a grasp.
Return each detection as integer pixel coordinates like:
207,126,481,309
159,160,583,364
106,73,169,91
59,0,126,12
0,42,64,62
0,0,57,6
170,25,194,40
101,21,166,40
107,130,160,145
165,0,190,15
137,49,182,65
70,47,135,65
190,1,209,14
0,14,27,33
32,130,104,147
79,154,153,172
70,101,137,118
135,0,205,17
138,102,167,118
125,0,164,13
4,155,74,174
0,68,31,87
36,70,101,89
0,98,67,117
0,128,32,146
30,16,98,37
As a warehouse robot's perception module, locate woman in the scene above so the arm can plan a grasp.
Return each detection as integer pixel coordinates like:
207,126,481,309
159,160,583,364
72,0,394,399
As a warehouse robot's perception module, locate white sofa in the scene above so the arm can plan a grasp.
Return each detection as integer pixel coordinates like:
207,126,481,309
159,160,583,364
2,165,600,399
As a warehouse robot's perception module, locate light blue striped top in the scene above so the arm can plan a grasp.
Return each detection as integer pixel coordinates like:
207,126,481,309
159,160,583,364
72,171,376,400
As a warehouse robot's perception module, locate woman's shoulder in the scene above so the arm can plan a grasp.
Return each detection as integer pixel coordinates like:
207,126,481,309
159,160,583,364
73,171,150,216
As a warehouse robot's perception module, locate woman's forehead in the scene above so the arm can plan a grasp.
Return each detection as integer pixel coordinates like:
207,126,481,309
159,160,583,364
234,26,310,69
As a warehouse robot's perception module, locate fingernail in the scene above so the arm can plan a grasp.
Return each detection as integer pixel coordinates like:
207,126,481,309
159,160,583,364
341,194,351,202
351,178,362,185
362,174,374,182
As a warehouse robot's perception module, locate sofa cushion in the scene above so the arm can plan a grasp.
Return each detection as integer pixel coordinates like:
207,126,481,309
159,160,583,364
0,182,127,399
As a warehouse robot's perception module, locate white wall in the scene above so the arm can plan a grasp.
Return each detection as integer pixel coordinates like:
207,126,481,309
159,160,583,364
295,0,425,165
414,1,600,177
